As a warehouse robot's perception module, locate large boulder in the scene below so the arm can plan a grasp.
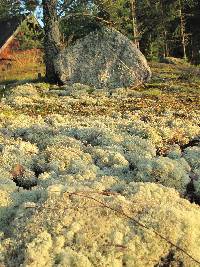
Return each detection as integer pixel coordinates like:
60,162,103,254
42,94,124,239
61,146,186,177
55,27,151,89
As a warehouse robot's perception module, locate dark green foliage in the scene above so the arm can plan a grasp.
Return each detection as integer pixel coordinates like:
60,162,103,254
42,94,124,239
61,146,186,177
179,66,200,83
1,0,200,64
59,0,200,64
60,15,102,45
0,0,40,20
186,1,200,64
23,0,40,12
0,0,22,19
59,1,107,45
16,17,43,50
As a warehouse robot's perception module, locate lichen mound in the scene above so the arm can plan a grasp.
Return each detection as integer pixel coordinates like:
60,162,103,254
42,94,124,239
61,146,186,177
0,83,200,267
55,27,151,88
1,183,200,267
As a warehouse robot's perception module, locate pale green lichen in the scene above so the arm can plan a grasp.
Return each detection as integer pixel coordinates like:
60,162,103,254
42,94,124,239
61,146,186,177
135,156,190,193
1,183,200,267
22,231,53,267
0,83,200,267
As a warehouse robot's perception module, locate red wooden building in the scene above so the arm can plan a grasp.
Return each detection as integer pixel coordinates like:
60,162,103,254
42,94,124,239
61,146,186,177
0,15,42,68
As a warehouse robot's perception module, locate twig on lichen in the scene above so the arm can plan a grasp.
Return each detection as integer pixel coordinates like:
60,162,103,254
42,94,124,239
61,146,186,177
67,191,200,266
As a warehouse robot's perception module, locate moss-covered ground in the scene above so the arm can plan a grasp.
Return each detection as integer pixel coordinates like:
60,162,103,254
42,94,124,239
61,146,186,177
0,61,199,267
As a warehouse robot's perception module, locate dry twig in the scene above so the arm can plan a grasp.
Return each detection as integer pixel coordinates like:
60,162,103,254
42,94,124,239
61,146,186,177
66,191,200,266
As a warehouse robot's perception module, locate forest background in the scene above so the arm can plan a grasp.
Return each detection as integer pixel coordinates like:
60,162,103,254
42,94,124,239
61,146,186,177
0,0,200,65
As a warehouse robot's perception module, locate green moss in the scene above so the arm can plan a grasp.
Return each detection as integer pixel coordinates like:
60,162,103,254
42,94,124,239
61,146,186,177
142,88,162,96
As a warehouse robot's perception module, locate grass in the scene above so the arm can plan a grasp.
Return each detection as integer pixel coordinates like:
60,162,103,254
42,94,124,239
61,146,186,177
0,64,45,84
149,62,200,94
1,53,200,98
0,49,45,86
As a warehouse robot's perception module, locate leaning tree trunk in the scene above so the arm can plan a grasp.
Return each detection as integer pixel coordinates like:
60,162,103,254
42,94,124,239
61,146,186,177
42,0,63,83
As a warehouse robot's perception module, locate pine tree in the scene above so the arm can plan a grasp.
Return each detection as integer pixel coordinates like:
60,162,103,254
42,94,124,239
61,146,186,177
42,0,63,83
0,0,22,19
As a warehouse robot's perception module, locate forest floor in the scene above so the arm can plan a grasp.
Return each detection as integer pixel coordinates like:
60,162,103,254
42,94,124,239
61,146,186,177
1,61,199,152
1,60,199,113
0,61,200,266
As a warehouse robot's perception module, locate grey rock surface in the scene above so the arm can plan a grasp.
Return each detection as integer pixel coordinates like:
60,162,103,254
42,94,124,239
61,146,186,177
55,27,151,89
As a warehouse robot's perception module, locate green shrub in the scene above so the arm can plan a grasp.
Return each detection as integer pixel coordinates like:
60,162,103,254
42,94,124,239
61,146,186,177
179,67,200,83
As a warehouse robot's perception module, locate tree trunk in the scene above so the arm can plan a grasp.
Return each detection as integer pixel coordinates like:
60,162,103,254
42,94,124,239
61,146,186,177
178,0,187,60
160,0,168,58
42,0,63,84
130,0,139,49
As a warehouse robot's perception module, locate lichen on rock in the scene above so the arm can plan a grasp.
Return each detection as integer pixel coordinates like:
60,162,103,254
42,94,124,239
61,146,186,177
55,27,151,88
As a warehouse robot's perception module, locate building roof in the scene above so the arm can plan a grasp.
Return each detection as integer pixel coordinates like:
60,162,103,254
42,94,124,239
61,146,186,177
0,16,25,50
0,15,41,55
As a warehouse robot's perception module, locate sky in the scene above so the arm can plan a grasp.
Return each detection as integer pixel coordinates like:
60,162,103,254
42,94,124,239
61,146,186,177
34,5,43,27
